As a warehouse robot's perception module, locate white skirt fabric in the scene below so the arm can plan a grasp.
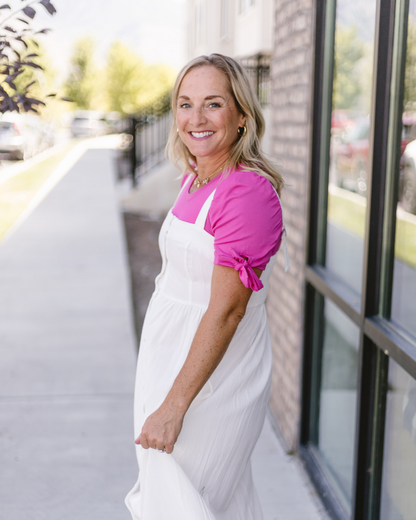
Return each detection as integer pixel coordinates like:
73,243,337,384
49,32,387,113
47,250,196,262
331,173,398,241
125,187,279,520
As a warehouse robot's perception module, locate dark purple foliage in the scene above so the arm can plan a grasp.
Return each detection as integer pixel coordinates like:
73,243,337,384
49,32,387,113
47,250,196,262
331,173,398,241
22,5,35,18
39,0,56,15
0,0,57,113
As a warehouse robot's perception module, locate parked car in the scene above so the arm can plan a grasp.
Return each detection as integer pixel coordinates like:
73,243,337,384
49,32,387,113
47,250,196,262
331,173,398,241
0,113,53,160
70,111,110,138
332,117,370,195
0,121,26,160
400,139,416,214
105,111,125,133
332,115,414,196
331,109,362,133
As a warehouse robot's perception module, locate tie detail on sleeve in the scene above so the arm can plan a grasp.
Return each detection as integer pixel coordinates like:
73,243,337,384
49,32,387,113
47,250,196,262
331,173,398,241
216,251,264,291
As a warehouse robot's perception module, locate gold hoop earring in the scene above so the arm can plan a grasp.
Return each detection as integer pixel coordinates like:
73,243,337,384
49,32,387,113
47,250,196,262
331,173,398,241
238,126,247,137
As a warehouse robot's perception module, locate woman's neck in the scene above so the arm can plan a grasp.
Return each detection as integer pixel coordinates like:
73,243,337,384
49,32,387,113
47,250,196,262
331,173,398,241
196,152,229,179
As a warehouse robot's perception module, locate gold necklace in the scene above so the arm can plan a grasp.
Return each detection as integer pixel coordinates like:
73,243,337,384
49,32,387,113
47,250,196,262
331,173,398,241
193,164,225,189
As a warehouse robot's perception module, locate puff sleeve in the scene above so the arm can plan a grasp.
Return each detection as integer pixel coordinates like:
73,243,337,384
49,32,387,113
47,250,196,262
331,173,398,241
207,171,283,291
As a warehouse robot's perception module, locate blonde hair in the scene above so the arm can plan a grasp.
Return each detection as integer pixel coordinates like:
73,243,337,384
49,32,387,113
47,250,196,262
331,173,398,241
166,53,284,196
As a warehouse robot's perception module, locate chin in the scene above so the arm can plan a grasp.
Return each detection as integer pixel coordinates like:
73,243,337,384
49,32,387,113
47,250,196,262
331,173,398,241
186,147,215,158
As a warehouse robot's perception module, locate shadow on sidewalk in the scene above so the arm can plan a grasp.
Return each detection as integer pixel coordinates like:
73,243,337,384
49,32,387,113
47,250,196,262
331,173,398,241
123,213,163,344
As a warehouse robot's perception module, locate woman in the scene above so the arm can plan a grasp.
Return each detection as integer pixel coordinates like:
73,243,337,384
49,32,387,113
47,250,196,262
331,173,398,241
125,53,289,520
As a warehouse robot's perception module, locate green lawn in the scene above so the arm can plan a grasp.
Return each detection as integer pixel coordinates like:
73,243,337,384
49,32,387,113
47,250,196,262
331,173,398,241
328,190,366,238
0,143,77,241
328,188,416,269
395,217,416,269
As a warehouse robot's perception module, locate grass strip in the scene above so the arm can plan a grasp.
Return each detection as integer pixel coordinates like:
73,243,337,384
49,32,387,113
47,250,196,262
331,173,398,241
0,143,76,241
395,218,416,269
328,189,416,269
328,190,366,239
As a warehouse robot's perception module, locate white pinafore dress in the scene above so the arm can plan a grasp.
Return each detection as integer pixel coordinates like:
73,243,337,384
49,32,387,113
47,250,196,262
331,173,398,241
125,176,289,520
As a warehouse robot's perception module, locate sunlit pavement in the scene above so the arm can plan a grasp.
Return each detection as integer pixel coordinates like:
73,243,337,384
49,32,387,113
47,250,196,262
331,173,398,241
0,143,137,519
0,146,328,519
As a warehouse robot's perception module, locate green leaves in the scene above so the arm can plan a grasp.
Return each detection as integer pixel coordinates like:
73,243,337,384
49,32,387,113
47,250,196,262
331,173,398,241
62,36,98,110
104,41,175,116
62,38,175,115
333,24,368,111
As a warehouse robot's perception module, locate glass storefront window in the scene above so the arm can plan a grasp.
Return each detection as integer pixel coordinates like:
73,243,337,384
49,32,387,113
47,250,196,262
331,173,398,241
316,298,359,510
380,360,416,520
391,1,416,340
325,0,377,294
306,0,416,517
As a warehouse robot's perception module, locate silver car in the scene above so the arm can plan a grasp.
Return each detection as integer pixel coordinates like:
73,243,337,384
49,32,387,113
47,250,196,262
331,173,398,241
70,111,109,138
0,121,27,160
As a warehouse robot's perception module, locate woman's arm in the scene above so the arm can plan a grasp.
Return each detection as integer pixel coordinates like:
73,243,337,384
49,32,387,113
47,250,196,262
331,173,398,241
136,263,261,454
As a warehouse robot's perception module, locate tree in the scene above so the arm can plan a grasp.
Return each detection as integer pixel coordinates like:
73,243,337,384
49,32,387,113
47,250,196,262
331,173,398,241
333,25,364,111
0,0,57,113
104,41,174,115
105,41,142,115
14,39,55,101
63,36,98,110
404,16,416,110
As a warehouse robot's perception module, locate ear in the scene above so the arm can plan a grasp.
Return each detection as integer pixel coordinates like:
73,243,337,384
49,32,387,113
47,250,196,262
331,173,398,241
239,113,246,127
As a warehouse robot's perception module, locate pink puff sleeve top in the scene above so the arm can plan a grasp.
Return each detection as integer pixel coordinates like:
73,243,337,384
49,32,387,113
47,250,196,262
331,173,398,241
172,168,284,291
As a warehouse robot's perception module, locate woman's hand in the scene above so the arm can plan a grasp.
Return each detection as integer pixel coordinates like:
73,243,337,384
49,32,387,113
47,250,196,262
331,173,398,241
135,402,185,454
136,265,262,454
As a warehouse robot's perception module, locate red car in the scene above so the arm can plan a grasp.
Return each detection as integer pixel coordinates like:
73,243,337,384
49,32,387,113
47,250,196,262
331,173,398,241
332,115,414,196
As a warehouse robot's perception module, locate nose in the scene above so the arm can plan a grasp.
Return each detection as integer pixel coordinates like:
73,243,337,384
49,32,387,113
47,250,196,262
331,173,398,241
189,105,207,127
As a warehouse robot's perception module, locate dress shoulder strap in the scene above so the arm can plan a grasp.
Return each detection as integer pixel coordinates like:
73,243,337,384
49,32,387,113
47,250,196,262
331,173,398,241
195,189,217,230
173,174,193,206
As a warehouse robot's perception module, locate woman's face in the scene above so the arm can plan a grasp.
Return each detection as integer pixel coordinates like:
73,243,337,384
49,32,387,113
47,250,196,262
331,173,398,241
176,66,246,163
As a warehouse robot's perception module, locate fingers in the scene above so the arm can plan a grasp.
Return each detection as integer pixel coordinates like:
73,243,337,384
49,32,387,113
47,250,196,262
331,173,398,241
140,434,150,450
137,431,175,453
165,443,174,455
137,405,183,453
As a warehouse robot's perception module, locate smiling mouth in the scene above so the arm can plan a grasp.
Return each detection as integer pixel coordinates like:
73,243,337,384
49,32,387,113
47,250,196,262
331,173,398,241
189,131,215,139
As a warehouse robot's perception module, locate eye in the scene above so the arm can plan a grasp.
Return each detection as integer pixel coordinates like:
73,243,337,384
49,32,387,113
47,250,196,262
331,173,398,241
179,103,191,109
208,102,220,108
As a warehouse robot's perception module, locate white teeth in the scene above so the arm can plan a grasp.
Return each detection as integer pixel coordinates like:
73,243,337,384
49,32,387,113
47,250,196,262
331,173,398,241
191,131,214,138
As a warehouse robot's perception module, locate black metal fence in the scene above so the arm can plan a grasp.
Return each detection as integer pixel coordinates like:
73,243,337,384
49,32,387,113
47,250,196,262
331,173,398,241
128,112,172,184
239,53,271,107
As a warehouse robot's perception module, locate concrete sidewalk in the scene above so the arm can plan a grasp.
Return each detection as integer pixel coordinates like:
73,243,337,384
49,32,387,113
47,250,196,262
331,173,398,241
0,150,328,519
0,147,138,519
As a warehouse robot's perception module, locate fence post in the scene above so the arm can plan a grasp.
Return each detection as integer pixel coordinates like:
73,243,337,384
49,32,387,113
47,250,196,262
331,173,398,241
130,117,138,185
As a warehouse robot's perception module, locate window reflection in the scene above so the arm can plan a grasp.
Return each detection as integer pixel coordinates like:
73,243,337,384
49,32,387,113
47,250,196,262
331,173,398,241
380,360,416,520
317,298,359,510
391,6,416,339
239,0,254,15
326,1,377,294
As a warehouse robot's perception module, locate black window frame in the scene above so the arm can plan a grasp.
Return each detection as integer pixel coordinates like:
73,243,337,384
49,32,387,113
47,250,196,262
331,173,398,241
300,0,416,519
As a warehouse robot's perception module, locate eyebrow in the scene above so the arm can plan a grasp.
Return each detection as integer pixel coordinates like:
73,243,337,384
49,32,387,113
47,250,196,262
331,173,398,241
178,95,226,101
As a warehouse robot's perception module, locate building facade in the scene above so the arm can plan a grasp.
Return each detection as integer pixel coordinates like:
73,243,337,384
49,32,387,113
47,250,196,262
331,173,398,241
187,1,416,519
187,0,274,60
186,0,274,153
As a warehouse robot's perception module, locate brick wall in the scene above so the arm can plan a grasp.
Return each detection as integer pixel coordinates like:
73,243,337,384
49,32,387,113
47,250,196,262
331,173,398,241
266,0,315,450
